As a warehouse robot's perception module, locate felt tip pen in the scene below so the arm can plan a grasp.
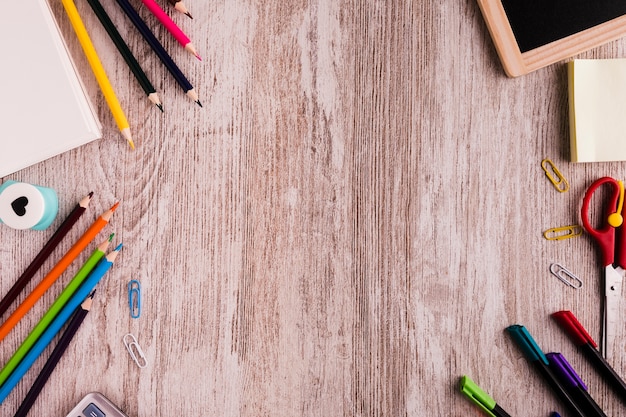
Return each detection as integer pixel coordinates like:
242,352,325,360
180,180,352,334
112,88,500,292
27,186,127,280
546,352,607,417
506,325,586,417
459,375,512,417
552,310,626,401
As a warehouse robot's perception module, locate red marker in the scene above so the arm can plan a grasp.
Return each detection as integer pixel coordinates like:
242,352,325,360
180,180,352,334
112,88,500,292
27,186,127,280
552,310,626,401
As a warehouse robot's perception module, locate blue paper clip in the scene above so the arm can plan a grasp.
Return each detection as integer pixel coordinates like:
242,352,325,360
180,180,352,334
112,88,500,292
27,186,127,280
128,280,141,319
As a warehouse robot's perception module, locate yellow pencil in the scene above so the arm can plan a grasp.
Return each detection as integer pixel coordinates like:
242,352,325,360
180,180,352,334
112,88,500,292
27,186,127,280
61,0,135,149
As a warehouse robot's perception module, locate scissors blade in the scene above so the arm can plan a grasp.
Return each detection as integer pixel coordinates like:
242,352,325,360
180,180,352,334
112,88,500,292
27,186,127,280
602,265,624,359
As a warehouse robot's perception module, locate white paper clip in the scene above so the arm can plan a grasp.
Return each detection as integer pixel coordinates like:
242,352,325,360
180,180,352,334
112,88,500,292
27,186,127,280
549,263,583,289
123,333,147,368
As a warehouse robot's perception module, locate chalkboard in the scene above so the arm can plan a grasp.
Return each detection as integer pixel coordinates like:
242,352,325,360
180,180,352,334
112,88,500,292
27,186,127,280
476,0,626,77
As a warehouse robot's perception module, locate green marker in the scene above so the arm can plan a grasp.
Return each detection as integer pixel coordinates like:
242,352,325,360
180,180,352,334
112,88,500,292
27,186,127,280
460,375,512,417
0,234,113,385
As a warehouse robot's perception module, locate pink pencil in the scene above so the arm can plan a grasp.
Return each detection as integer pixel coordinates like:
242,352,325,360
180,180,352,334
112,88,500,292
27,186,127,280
141,0,201,60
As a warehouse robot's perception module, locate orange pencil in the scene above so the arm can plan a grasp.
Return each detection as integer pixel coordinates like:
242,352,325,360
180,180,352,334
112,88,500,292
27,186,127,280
0,202,119,343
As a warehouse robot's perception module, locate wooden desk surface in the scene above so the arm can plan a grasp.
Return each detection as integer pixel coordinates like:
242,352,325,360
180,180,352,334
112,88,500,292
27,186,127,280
1,1,626,415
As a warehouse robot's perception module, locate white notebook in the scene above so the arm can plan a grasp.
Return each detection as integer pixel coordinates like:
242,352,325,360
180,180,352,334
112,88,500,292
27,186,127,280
0,0,102,178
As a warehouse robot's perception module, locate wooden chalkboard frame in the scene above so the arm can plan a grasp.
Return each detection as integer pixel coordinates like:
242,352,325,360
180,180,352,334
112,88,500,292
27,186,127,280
477,0,626,77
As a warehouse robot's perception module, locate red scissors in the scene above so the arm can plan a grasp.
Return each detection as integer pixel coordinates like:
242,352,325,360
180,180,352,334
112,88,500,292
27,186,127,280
581,176,625,360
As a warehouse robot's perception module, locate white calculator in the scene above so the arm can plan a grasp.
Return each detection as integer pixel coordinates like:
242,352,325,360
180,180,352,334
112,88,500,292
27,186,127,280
65,392,128,417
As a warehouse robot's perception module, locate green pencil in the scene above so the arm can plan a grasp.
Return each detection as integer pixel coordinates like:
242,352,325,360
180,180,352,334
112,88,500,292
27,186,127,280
0,234,113,385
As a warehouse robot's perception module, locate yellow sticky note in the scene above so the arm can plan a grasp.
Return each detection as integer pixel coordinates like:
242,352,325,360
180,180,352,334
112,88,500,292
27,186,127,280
569,59,626,163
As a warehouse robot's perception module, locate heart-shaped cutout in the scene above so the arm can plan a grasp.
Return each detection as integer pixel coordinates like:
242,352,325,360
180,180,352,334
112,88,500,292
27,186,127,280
11,196,28,217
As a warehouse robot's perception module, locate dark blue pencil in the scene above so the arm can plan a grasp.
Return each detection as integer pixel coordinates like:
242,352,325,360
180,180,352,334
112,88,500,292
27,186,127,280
113,0,201,106
12,292,96,417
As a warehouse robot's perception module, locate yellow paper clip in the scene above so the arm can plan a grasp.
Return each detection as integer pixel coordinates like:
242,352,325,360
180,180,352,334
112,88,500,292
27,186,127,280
123,333,147,368
541,159,569,193
543,225,583,240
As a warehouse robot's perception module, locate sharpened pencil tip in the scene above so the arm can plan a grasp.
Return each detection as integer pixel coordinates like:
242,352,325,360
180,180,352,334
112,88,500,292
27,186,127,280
120,128,135,150
196,100,203,108
109,201,120,212
108,233,115,242
148,93,163,111
186,12,193,18
105,243,123,262
81,295,94,310
80,191,95,208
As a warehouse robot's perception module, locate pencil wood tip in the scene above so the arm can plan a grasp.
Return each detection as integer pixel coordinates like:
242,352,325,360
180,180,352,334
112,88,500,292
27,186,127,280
80,191,95,207
97,234,113,250
109,201,120,212
148,93,162,111
81,292,95,310
185,44,202,61
121,128,134,149
82,298,93,310
106,243,123,262
174,1,191,17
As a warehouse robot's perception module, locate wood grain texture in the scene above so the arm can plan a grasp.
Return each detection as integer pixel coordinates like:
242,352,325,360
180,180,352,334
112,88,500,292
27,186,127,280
1,0,626,415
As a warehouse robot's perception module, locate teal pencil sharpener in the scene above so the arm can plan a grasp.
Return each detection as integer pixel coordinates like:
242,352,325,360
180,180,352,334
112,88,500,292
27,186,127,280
0,180,58,230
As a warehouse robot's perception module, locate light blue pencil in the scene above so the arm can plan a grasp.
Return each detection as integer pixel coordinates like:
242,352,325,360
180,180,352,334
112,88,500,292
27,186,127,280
0,244,122,404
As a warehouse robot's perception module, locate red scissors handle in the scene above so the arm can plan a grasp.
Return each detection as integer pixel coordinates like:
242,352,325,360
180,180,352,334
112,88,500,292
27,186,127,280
581,177,620,267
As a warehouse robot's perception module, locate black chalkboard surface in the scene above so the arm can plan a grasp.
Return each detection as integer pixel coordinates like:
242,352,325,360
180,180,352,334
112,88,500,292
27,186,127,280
476,0,626,76
502,0,626,53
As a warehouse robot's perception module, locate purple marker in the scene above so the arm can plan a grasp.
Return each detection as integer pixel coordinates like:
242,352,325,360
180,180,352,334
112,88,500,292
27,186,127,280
546,352,607,417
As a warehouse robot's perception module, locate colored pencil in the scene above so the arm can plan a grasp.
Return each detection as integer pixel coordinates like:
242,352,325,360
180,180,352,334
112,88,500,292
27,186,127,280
84,0,163,111
12,291,95,417
114,0,202,106
0,202,119,343
142,0,201,60
0,236,111,386
61,0,135,148
166,0,192,18
0,245,121,404
0,192,92,319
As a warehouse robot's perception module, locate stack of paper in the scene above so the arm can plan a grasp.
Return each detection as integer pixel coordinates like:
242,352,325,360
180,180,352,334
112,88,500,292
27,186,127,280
0,0,101,178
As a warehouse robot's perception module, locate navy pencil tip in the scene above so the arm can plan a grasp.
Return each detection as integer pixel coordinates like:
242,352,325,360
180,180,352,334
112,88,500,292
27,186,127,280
88,191,94,198
196,100,203,108
186,12,193,18
156,103,164,112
